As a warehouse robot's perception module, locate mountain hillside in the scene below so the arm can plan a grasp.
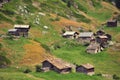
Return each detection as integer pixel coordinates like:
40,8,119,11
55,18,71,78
0,0,120,80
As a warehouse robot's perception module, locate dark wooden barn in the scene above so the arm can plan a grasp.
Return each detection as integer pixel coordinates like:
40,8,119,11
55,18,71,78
42,58,72,74
96,35,108,43
107,20,117,27
14,25,30,37
86,43,102,54
76,63,94,75
77,32,94,43
96,35,108,48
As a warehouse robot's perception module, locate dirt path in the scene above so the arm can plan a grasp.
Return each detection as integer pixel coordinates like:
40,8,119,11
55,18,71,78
20,40,53,66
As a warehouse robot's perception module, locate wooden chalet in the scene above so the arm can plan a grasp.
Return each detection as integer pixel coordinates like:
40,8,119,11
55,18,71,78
107,19,117,27
14,25,30,37
76,63,95,75
42,58,72,74
96,35,108,48
96,35,108,43
8,29,19,36
77,32,94,43
62,31,79,39
86,43,102,54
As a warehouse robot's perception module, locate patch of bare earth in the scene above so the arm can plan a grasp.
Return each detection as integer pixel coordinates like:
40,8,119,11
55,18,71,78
20,40,53,66
51,14,97,32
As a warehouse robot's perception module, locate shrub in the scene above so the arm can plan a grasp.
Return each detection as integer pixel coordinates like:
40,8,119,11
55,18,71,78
79,29,84,32
55,17,60,21
96,73,102,76
41,44,50,52
49,17,60,22
84,42,90,46
61,29,65,33
61,0,68,3
16,16,22,20
54,44,61,50
0,43,2,50
0,55,11,68
23,68,32,73
113,74,120,80
5,34,14,40
0,9,15,16
49,18,55,21
35,65,42,72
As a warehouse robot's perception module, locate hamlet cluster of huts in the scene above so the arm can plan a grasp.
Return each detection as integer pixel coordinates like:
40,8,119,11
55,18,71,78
7,24,95,75
41,57,95,75
62,30,112,54
62,19,117,54
6,19,117,76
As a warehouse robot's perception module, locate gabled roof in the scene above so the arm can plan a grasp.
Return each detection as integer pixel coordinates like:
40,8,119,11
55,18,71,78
87,43,100,50
14,25,30,28
8,29,18,32
43,57,72,69
79,32,93,37
81,63,94,69
107,19,117,22
63,31,77,36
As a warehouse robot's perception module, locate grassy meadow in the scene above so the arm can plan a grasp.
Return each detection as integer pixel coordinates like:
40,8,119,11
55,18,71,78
51,39,120,76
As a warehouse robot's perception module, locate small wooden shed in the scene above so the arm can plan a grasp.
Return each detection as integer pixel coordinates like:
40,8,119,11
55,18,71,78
62,31,79,39
77,32,94,43
42,58,72,74
76,63,95,75
14,25,30,37
107,19,117,27
96,36,108,43
86,43,102,54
